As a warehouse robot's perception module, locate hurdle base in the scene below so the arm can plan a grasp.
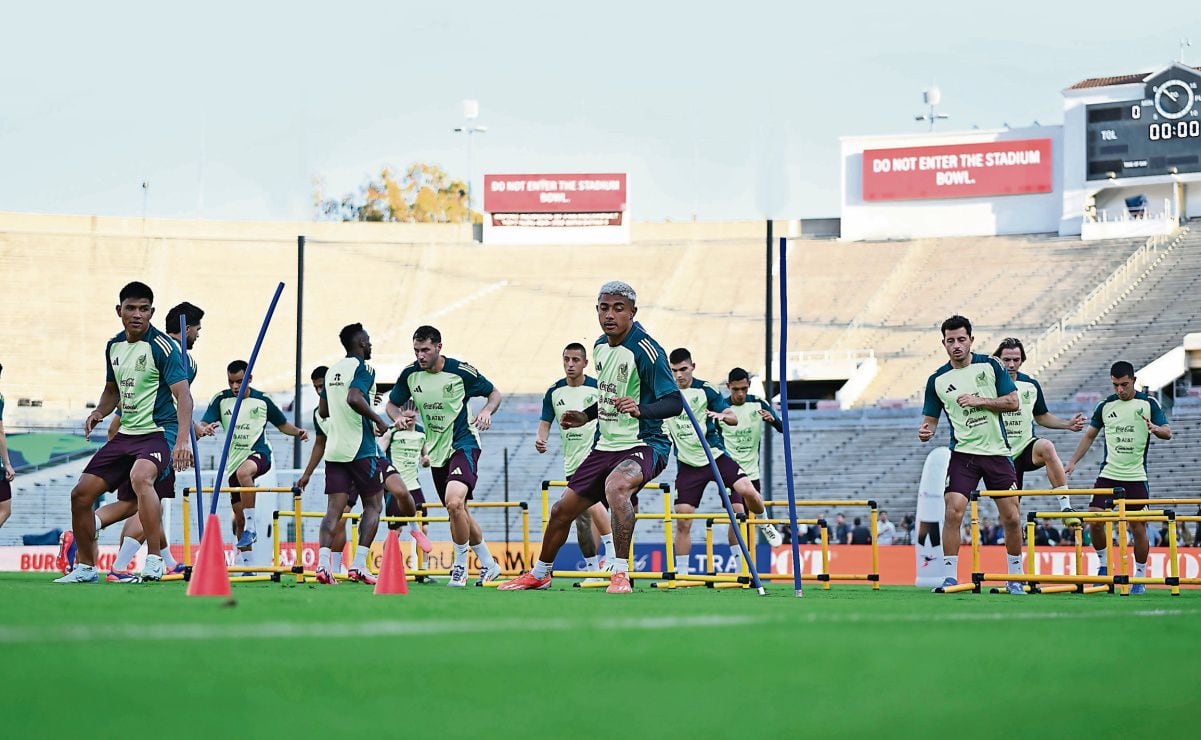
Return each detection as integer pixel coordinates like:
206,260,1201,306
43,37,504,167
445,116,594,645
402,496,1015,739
1035,584,1078,594
937,582,978,594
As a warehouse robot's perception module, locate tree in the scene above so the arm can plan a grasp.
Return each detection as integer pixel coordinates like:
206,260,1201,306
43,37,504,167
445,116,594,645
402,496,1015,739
313,163,481,223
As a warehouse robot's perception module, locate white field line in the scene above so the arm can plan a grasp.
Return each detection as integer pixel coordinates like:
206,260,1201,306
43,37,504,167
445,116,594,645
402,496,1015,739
0,609,1194,645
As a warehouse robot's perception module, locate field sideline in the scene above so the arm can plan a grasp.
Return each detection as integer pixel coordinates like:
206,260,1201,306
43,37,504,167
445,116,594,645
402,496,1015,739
1,574,1196,738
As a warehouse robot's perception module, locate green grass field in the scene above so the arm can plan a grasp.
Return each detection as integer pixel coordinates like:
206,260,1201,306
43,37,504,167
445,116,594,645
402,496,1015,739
1,574,1197,739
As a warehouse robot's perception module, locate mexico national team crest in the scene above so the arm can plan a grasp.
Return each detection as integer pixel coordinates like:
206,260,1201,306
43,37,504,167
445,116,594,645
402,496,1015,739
617,363,629,382
135,354,147,372
1023,390,1032,402
443,382,456,396
975,370,988,388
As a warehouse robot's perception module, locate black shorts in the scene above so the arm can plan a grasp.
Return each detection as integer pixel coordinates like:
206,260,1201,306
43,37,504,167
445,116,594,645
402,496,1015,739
0,478,11,503
1089,477,1149,511
1012,439,1045,489
326,457,385,506
84,432,171,493
230,453,272,504
945,451,1017,497
431,448,481,502
567,446,666,506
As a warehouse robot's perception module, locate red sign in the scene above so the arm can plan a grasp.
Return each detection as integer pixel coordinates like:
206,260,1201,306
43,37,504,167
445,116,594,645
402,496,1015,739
484,173,627,214
861,139,1053,201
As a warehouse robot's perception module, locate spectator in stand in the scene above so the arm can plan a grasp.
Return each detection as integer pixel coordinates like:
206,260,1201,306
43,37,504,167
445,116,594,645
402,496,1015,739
805,512,827,545
834,513,851,545
849,517,872,544
980,517,996,546
1147,524,1163,548
1061,524,1077,545
1034,518,1061,547
876,510,896,545
895,517,913,545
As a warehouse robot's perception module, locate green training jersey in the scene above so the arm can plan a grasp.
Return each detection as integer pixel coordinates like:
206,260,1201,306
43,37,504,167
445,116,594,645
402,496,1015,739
666,379,729,468
1089,391,1167,481
322,356,378,463
202,388,287,472
721,395,781,480
383,426,425,490
312,409,330,439
1002,372,1049,458
922,353,1017,457
389,357,495,468
592,322,676,459
541,376,600,478
106,325,188,438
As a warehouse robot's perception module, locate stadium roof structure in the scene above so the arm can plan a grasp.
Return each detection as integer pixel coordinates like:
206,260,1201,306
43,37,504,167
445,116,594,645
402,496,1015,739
1066,63,1201,90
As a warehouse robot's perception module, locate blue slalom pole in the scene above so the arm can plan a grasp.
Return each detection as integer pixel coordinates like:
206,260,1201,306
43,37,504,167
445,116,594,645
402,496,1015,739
778,236,804,597
178,315,206,539
210,282,286,516
678,400,766,595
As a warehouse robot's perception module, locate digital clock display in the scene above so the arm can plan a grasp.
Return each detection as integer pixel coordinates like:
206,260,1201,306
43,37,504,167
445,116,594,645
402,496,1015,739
1084,67,1201,180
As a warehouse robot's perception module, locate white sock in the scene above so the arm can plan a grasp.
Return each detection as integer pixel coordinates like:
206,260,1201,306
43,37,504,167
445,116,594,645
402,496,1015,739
675,554,689,575
319,547,331,570
1006,554,1023,575
352,545,368,571
532,560,553,578
584,555,600,571
453,542,470,567
331,552,343,573
161,546,178,570
1094,546,1107,562
611,557,629,574
1054,486,1071,510
730,550,743,573
77,563,96,572
944,555,958,579
243,508,257,532
1134,560,1147,577
472,541,496,568
94,514,103,534
600,533,614,556
115,537,141,570
238,550,252,566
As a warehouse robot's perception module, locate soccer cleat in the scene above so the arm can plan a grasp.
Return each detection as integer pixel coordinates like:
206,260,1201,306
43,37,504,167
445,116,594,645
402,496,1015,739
106,570,141,584
236,529,257,551
53,565,98,584
1097,565,1108,577
140,554,165,581
1060,507,1081,527
760,523,784,548
1129,583,1146,595
167,563,187,575
448,564,468,587
315,567,338,585
1006,581,1026,595
606,571,632,594
347,568,377,585
496,571,552,590
410,528,433,554
476,561,503,586
932,576,958,592
56,530,77,574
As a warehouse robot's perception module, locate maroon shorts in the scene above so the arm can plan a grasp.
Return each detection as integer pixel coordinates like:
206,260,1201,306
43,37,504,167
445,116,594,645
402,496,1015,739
325,457,384,506
0,478,10,503
945,450,1017,497
1089,477,1149,511
432,448,481,503
567,445,667,506
674,455,747,508
84,432,172,494
229,453,272,504
1012,439,1045,489
117,468,177,502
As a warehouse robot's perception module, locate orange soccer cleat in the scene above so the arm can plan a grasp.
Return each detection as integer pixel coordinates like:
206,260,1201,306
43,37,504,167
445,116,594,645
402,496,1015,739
347,568,378,585
496,571,552,591
606,571,632,594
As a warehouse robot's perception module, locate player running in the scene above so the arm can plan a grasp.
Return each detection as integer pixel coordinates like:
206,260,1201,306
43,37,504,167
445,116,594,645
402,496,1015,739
501,280,682,593
1065,361,1171,592
666,349,781,576
55,282,194,583
380,407,434,570
315,323,390,585
918,315,1025,594
721,366,785,571
200,360,309,552
992,337,1086,521
535,342,615,582
386,325,504,587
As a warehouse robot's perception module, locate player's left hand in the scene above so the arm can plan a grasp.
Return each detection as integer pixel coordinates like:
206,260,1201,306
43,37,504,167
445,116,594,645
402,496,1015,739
956,393,982,408
1069,413,1086,432
172,442,193,472
420,455,431,468
372,418,389,437
4,468,13,482
758,409,774,422
614,396,640,417
474,409,493,431
296,429,310,442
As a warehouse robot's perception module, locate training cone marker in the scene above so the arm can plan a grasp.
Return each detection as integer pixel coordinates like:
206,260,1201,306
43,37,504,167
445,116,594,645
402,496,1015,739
187,514,232,597
374,530,408,595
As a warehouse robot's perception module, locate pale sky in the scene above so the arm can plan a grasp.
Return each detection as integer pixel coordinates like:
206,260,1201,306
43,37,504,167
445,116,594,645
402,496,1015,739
1,1,1195,222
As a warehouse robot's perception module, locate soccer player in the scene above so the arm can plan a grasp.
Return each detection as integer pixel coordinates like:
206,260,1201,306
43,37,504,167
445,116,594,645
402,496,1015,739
666,349,782,576
992,337,1086,520
918,315,1024,594
297,365,350,572
1065,361,1171,592
386,325,504,587
535,342,615,581
315,323,390,585
0,364,13,531
721,366,785,570
200,360,309,551
380,407,434,568
500,280,682,593
55,282,194,583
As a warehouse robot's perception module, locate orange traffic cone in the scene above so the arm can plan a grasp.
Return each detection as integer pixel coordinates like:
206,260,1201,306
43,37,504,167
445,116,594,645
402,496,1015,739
373,529,408,595
187,514,232,597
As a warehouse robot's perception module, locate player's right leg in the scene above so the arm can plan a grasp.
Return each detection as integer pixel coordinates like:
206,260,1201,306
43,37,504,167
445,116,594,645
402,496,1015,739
672,464,706,575
1087,480,1118,576
347,491,382,585
603,458,649,594
329,504,350,575
233,459,261,550
498,489,593,590
129,459,167,580
1030,438,1078,523
0,499,10,530
54,473,110,583
317,491,351,585
588,502,614,565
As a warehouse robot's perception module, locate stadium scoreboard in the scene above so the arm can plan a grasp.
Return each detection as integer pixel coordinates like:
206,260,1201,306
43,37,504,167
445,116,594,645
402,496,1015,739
1085,66,1201,180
